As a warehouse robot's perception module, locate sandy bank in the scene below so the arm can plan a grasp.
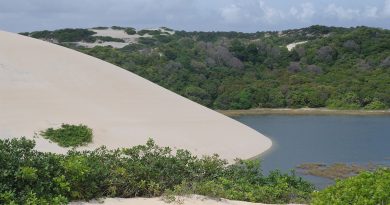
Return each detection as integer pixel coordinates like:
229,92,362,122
218,108,390,117
0,31,271,162
70,195,302,205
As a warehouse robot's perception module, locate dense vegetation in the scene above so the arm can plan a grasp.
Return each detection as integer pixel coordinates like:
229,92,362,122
21,28,97,42
2,137,389,204
23,25,389,110
41,124,93,147
0,137,313,204
312,168,390,205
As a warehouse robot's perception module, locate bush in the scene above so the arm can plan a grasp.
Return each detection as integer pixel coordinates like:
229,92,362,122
166,160,313,204
312,168,390,205
0,138,69,204
0,138,314,204
124,28,136,35
111,26,125,30
41,124,93,147
137,29,162,36
94,36,125,43
364,99,387,110
52,29,96,42
92,27,108,30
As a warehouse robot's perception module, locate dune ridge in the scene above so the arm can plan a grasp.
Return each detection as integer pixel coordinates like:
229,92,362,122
0,30,271,162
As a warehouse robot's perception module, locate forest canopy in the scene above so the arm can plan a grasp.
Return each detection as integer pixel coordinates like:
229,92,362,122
23,25,390,110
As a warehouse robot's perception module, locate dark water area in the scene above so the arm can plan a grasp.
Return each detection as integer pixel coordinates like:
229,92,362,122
235,115,390,189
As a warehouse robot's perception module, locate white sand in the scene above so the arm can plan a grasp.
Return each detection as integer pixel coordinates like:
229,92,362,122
70,195,301,205
0,31,271,162
91,28,152,43
75,28,172,48
91,28,136,39
76,41,130,49
286,41,307,51
75,28,154,48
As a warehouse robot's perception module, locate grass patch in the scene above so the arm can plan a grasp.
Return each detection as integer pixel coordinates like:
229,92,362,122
296,163,378,179
41,124,92,147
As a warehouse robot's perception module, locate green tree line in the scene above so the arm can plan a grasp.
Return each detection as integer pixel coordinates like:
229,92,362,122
24,25,390,110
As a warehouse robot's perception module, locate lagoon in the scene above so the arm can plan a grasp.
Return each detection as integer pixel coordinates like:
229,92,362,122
235,115,390,188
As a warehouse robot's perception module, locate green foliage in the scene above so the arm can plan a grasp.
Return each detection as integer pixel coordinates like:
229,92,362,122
312,168,390,205
168,160,313,203
111,26,125,30
364,99,387,110
30,29,96,42
0,138,314,204
326,92,361,109
124,28,136,35
30,26,390,110
41,124,93,147
94,36,125,42
0,138,68,204
137,29,163,36
92,27,108,30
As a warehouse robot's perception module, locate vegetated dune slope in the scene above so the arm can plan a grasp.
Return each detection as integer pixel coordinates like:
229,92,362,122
0,31,271,161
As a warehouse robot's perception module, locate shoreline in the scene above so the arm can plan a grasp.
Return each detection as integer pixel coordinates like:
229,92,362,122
218,108,390,117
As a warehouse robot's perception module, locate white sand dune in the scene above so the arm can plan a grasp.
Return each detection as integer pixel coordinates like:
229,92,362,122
75,28,150,48
76,41,130,49
75,27,172,48
0,31,271,162
70,195,302,205
286,41,307,51
91,28,138,39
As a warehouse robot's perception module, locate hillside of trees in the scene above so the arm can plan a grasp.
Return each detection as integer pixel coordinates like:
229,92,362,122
22,25,390,110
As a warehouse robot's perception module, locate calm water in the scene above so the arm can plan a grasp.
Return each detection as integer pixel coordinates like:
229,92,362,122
235,115,390,189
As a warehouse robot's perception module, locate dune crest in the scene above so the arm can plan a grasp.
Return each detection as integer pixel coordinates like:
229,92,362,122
0,31,271,161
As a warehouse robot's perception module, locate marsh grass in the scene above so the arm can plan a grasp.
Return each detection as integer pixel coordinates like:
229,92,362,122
297,163,378,179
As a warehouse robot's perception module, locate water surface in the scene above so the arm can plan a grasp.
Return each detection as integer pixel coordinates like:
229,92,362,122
235,115,390,188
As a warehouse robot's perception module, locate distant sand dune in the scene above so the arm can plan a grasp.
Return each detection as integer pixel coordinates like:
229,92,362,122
286,41,307,51
0,31,271,162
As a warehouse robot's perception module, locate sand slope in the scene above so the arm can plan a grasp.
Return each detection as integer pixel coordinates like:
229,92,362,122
70,195,301,205
0,31,271,161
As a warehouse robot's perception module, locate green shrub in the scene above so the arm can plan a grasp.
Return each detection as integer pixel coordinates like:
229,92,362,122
138,37,157,45
111,26,125,30
30,29,96,42
52,29,96,42
94,36,125,42
166,159,314,204
312,168,390,205
364,99,387,110
0,138,68,204
137,29,162,36
92,27,108,30
41,124,93,147
0,138,314,204
124,28,136,35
